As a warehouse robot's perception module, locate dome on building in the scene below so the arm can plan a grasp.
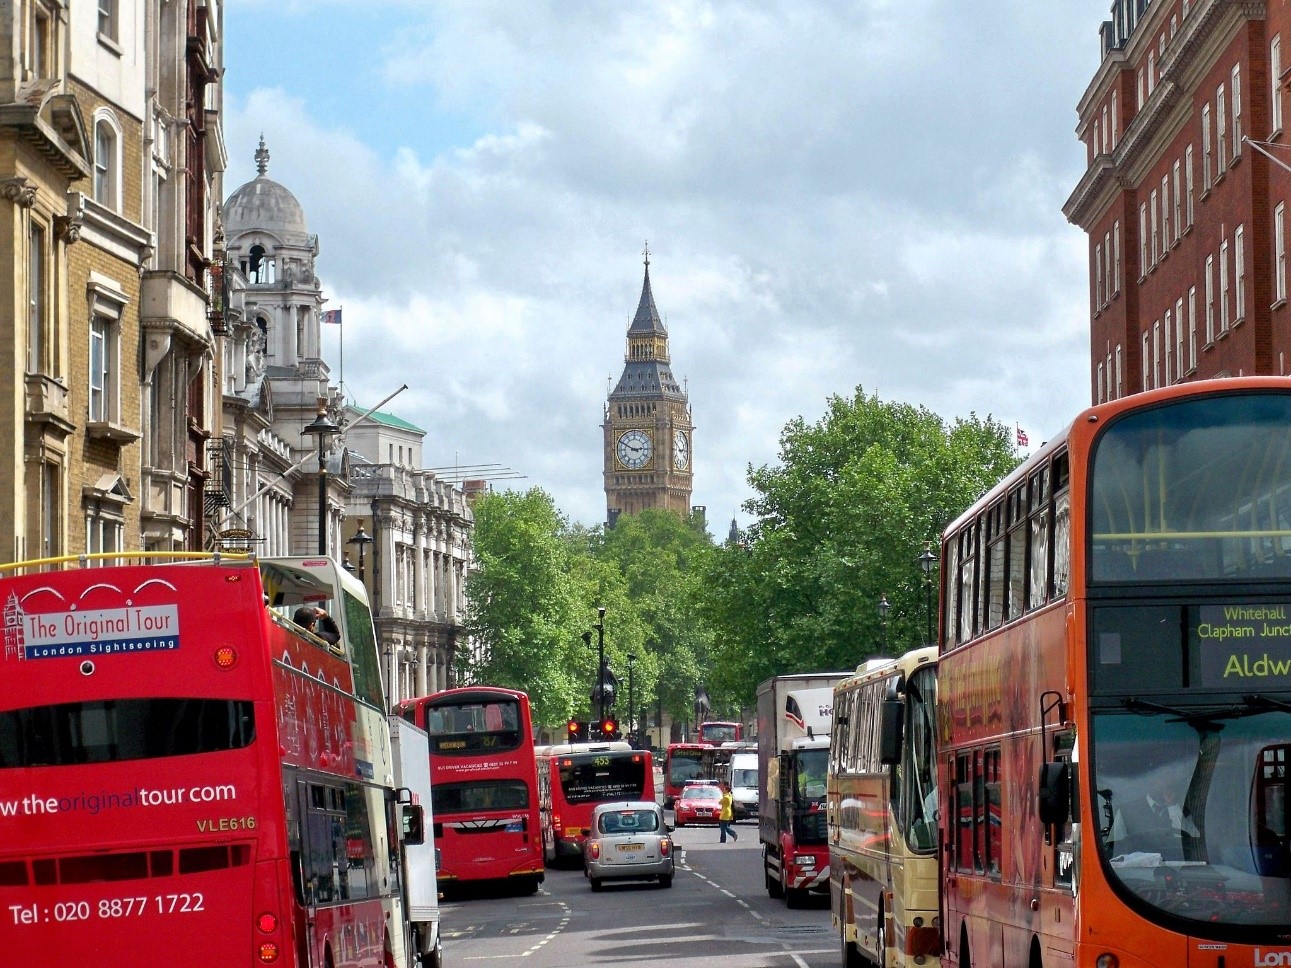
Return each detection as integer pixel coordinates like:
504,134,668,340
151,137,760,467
223,137,308,238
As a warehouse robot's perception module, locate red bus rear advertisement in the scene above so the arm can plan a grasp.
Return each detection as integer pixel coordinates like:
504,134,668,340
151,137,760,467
0,553,415,968
397,687,544,893
697,720,743,745
663,742,707,807
938,378,1291,968
535,742,655,862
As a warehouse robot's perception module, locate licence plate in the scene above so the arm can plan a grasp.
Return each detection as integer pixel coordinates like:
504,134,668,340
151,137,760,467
617,843,643,852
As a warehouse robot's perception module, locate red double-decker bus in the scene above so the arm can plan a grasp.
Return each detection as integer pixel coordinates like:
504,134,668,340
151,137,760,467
397,687,543,893
697,720,743,745
937,378,1291,968
535,742,655,862
663,742,707,808
0,552,417,968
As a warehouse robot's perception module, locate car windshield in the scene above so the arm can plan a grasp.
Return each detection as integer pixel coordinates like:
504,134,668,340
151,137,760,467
682,786,719,800
598,809,660,834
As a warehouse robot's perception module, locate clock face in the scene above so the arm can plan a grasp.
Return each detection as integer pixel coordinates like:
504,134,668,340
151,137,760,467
616,429,653,469
673,430,689,470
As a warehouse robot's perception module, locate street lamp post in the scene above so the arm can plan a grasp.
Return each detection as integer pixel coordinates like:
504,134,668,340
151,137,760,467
878,593,891,652
627,653,637,746
917,542,936,646
302,401,341,557
593,606,607,723
348,520,373,582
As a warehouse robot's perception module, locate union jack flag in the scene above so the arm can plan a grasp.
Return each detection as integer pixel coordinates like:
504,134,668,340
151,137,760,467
1016,426,1030,447
320,309,342,325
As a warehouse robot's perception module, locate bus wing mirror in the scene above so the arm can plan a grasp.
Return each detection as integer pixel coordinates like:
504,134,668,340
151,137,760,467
402,804,426,846
1037,762,1070,827
879,697,904,765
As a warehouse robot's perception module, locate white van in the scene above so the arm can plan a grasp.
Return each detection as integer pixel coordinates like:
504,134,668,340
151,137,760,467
728,750,759,821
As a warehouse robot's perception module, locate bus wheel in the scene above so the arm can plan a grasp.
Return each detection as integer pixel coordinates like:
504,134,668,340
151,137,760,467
875,912,888,968
839,899,864,968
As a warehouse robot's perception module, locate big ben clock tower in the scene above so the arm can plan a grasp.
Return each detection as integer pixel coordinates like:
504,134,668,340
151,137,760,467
604,248,693,525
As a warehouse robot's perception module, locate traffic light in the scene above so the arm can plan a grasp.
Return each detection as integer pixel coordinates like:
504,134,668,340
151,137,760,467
600,717,620,741
566,720,589,743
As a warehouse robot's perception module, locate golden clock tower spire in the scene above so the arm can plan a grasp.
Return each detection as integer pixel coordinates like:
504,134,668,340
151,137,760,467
603,248,694,526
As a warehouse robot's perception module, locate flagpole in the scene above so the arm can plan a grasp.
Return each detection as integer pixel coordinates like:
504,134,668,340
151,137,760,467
339,305,344,405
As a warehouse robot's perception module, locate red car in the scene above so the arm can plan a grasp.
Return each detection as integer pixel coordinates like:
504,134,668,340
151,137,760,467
673,782,722,826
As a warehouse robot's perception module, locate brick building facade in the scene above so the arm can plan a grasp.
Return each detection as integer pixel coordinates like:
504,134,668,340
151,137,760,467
1066,0,1291,399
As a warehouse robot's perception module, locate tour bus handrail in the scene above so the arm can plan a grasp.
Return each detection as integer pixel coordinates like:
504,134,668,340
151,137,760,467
0,550,254,576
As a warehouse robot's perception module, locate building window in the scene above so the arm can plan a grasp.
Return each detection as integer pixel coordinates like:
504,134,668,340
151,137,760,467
1142,331,1151,390
1113,221,1122,293
1274,37,1284,136
1235,224,1246,321
1160,175,1170,249
1148,51,1156,95
87,276,127,425
1138,67,1146,109
27,222,45,374
1095,242,1104,307
30,3,51,78
93,117,119,210
86,511,123,555
1232,65,1242,156
1202,105,1212,189
1112,91,1119,148
1139,203,1148,273
1205,254,1215,343
1188,287,1197,370
1175,297,1185,381
97,0,117,42
1097,362,1105,403
1217,85,1228,171
1154,319,1162,388
1220,239,1231,332
1164,310,1173,383
1185,145,1195,225
1104,232,1112,304
1150,190,1160,264
1115,344,1123,397
1172,161,1182,243
1277,202,1287,303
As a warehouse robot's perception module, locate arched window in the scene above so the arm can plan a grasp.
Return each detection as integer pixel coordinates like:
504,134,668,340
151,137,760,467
93,115,119,210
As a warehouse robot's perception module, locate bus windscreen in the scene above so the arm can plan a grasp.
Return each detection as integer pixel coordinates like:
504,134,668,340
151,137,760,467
426,698,522,755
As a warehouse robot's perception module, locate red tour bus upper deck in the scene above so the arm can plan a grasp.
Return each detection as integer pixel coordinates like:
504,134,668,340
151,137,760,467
0,552,413,968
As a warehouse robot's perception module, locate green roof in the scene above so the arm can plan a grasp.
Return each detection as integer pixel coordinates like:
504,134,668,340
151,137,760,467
348,407,425,435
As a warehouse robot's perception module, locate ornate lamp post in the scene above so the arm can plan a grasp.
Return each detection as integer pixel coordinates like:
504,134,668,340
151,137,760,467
878,593,891,652
627,653,637,746
302,401,341,556
917,542,936,645
348,520,373,582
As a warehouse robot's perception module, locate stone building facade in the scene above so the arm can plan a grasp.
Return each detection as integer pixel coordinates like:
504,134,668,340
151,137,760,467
0,0,225,562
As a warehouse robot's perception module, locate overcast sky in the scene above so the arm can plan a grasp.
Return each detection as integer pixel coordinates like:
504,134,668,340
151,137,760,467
222,0,1110,532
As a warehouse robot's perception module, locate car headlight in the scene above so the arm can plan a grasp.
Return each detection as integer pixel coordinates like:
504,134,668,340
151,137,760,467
793,854,816,868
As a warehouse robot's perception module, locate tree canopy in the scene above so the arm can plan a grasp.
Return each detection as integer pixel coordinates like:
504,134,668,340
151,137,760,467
699,389,1019,700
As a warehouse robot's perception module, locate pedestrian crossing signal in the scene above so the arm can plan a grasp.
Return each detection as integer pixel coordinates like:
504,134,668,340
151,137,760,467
567,720,589,743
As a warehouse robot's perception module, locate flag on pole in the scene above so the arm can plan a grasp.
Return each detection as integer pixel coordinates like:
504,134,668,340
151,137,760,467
321,308,342,325
1016,425,1030,447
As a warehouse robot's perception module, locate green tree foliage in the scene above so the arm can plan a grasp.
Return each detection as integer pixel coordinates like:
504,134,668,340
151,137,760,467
462,488,596,727
700,389,1018,699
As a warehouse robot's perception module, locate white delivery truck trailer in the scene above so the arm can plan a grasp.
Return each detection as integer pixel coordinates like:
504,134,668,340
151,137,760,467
391,715,443,968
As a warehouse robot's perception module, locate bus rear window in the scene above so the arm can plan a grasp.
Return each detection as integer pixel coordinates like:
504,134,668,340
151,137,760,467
432,779,529,814
1090,392,1291,583
0,699,254,767
426,699,521,755
559,756,648,804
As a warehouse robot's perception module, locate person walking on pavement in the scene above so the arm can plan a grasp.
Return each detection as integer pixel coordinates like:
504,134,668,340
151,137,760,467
719,782,738,843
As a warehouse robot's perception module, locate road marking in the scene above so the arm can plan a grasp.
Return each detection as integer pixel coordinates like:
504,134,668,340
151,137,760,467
788,955,809,968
